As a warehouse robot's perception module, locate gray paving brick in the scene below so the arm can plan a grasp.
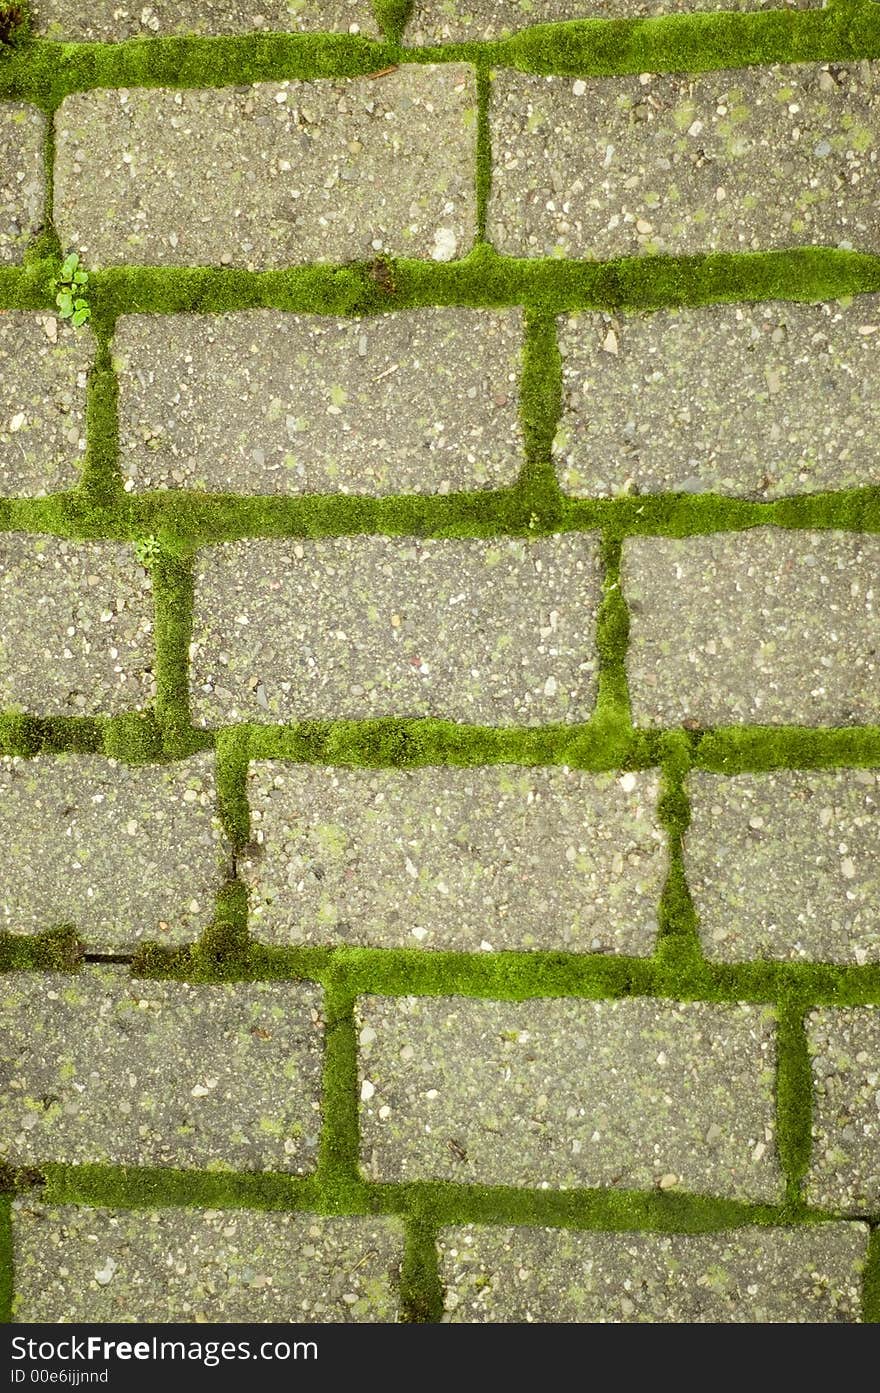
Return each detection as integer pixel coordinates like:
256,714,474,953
191,535,601,726
622,530,880,728
807,1007,880,1212
0,313,93,498
0,105,45,266
12,1204,402,1322
0,967,323,1171
0,754,226,952
357,996,780,1199
114,309,523,495
489,64,880,258
54,68,477,269
686,770,880,965
242,764,665,952
407,0,820,43
33,1,379,39
0,535,155,716
439,1222,868,1322
555,299,880,499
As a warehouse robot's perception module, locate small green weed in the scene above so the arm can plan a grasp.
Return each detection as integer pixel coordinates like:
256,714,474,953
0,1,29,50
134,534,162,567
52,254,91,328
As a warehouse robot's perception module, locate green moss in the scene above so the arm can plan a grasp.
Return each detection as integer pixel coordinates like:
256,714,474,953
0,923,83,971
373,0,414,46
0,2,29,53
864,1228,880,1323
102,711,165,764
400,1212,444,1322
0,1195,11,1325
775,999,814,1209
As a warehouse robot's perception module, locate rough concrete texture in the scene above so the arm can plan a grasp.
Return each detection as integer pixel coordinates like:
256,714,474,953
0,535,155,715
114,309,524,495
0,968,324,1171
438,1223,868,1322
32,2,379,39
357,996,780,1199
241,763,666,952
554,298,880,499
0,754,226,951
0,313,94,497
407,0,820,43
53,68,478,268
0,105,46,265
686,769,880,965
488,64,880,258
807,1007,880,1212
622,529,880,727
12,1204,402,1323
191,534,602,726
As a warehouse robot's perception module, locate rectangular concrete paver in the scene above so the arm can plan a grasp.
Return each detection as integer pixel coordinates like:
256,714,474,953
406,1,821,43
489,64,880,258
622,530,880,728
12,1204,402,1322
114,309,523,495
0,968,324,1172
0,754,226,952
686,770,880,965
54,68,477,269
191,535,601,726
555,299,880,499
0,536,155,715
807,1007,880,1213
0,313,93,497
357,996,781,1199
32,2,380,39
0,105,46,265
242,764,666,952
439,1223,869,1322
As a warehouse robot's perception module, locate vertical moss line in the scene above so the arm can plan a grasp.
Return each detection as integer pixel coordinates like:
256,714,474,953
0,1194,13,1323
593,533,632,755
77,335,123,506
655,732,700,957
372,0,413,45
775,997,814,1209
151,552,200,758
318,981,361,1202
862,1226,880,1323
475,65,492,244
215,726,252,850
400,1211,444,1322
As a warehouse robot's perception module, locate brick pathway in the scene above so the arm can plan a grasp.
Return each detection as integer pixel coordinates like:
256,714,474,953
0,2,879,1325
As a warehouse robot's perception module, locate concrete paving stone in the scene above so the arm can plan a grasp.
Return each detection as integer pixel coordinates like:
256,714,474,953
438,1222,869,1322
488,63,880,258
53,67,477,269
191,534,601,726
32,2,379,40
357,996,781,1198
0,313,94,497
686,770,880,965
807,1007,880,1212
114,309,524,495
622,529,880,728
0,535,155,716
0,754,226,952
242,763,666,952
406,0,821,43
555,298,880,499
0,967,323,1171
12,1204,402,1322
0,105,46,266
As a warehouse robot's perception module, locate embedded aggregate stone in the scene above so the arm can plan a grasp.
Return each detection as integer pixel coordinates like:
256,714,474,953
686,770,880,965
357,996,780,1199
0,967,323,1171
114,309,524,495
0,535,155,715
191,534,601,726
555,298,880,499
406,0,821,43
807,1007,880,1212
12,1204,402,1323
488,63,880,258
0,313,94,497
622,529,880,728
241,763,666,952
32,1,379,40
438,1223,869,1322
0,754,226,952
53,68,477,269
0,105,46,266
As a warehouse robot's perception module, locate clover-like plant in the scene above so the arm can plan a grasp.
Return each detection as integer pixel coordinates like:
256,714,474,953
134,534,162,567
53,253,91,327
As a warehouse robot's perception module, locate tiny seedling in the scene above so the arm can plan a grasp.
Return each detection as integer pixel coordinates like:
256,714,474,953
52,253,91,327
134,534,162,567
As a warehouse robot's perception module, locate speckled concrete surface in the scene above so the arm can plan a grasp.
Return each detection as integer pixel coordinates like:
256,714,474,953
54,69,478,268
686,770,880,964
807,1007,880,1212
622,529,880,727
12,1204,402,1322
0,754,226,951
0,535,155,715
554,299,880,499
32,1,379,39
0,968,324,1171
406,0,819,43
241,763,666,952
0,313,93,497
114,309,524,495
357,996,781,1199
0,104,46,265
438,1223,868,1322
489,63,880,258
191,534,602,726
